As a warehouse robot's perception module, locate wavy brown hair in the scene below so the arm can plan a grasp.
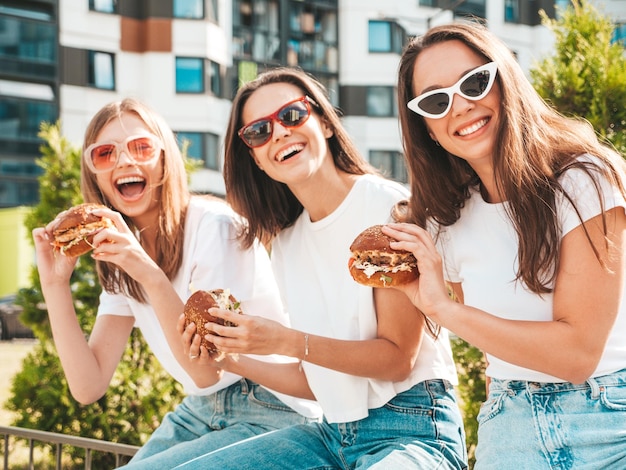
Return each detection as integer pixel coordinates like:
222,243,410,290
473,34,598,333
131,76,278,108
223,67,379,248
397,22,626,294
81,98,189,303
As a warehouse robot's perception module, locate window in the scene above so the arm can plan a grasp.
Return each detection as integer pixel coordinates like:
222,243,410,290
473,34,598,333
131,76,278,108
207,0,218,22
177,131,220,170
369,151,407,184
88,51,115,90
368,20,405,54
504,0,519,23
174,0,204,19
208,60,222,97
176,57,204,93
613,23,626,47
89,0,117,14
366,86,396,117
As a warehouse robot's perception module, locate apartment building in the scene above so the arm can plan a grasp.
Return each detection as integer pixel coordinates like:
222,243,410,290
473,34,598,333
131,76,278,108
1,0,624,207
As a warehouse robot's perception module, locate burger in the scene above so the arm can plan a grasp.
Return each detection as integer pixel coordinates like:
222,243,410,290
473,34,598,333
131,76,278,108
183,289,242,360
51,203,114,257
348,224,419,288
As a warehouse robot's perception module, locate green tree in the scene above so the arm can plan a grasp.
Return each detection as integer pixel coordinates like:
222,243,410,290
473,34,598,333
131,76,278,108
6,122,183,468
531,0,626,155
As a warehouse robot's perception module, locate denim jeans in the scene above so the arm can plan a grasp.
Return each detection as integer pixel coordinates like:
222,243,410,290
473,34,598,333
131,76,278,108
118,378,317,470
174,379,468,470
475,368,626,469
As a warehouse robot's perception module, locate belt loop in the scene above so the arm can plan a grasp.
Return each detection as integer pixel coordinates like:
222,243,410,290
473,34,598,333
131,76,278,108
587,377,600,400
240,377,250,394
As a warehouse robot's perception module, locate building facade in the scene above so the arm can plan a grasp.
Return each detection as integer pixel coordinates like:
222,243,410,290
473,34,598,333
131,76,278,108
1,0,624,207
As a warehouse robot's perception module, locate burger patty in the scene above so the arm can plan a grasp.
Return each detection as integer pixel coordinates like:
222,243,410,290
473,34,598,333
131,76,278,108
54,220,112,243
353,250,417,269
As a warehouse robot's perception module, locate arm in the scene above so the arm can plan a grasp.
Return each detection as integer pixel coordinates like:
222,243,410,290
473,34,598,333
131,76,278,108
385,207,626,383
90,209,222,388
200,286,425,383
32,226,132,404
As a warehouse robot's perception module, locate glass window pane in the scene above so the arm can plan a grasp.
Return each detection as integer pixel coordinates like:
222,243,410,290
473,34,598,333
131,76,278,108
174,0,204,19
177,131,203,160
176,57,204,93
205,133,219,170
208,61,221,96
369,21,391,52
90,0,116,13
89,51,115,90
367,87,395,117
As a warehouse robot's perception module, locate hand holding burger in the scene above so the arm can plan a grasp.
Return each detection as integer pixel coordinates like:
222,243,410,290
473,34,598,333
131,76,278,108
348,224,419,288
51,203,115,257
183,289,243,360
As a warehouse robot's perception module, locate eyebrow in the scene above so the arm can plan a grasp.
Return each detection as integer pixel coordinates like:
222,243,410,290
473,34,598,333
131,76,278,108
419,65,480,95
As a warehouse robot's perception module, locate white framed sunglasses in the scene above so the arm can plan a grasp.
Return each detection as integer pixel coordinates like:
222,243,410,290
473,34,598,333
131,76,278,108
84,134,163,173
407,62,498,119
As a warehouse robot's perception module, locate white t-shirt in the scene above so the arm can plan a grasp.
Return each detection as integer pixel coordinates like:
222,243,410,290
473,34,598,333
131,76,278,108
438,154,626,382
271,174,459,424
97,196,321,419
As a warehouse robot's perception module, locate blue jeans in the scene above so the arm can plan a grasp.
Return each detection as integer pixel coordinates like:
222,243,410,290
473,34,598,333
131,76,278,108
475,368,626,469
174,380,468,469
118,378,317,469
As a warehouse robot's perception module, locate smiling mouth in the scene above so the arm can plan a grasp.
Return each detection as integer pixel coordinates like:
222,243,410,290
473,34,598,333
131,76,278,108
457,117,489,136
276,144,304,162
116,175,146,199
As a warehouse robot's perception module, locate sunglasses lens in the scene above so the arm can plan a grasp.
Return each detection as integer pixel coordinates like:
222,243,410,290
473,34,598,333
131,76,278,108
277,102,309,127
417,93,450,116
242,120,273,148
127,136,160,162
90,144,117,171
460,70,492,98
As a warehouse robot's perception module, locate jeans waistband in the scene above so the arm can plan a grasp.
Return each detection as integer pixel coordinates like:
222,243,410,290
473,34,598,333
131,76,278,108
490,367,626,395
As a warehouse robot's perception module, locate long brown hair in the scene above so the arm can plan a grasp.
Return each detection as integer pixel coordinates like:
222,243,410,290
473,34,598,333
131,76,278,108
397,22,626,293
223,67,378,248
81,98,189,303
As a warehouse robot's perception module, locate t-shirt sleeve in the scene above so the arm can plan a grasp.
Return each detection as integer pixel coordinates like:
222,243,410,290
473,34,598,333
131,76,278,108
558,155,626,238
97,289,133,317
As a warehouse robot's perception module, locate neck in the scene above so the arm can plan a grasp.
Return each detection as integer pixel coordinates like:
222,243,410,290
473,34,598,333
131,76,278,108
290,170,359,222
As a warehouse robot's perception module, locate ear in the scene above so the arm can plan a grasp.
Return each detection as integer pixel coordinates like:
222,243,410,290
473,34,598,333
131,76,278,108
321,120,334,139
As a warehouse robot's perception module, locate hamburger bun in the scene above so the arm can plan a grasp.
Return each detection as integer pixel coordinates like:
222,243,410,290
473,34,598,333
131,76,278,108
183,289,242,359
348,224,419,288
51,203,114,257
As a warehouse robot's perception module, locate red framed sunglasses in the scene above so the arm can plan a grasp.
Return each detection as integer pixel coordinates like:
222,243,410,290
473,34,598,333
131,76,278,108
238,96,314,148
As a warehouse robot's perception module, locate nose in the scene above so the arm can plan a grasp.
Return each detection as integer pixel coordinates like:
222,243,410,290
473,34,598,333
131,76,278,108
116,148,134,166
271,119,291,142
450,92,474,117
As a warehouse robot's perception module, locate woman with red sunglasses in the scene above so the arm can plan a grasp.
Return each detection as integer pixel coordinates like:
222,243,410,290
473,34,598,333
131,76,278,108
389,22,626,468
32,98,322,469
174,68,467,469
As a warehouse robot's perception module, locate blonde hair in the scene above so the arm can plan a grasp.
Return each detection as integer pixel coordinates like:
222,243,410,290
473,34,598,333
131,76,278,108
81,98,189,302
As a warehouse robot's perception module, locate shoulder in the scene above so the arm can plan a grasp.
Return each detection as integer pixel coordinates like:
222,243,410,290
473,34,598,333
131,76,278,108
354,174,410,200
187,196,245,236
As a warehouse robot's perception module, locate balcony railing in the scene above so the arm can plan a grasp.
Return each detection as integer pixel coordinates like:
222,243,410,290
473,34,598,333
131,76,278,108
0,425,139,470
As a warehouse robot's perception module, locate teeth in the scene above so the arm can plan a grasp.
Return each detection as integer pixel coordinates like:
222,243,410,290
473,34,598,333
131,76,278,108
458,118,488,136
276,144,303,162
116,176,145,185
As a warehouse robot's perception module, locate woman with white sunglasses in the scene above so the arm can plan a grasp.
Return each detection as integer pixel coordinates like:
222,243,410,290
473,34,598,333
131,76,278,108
388,22,626,469
32,98,322,469
174,67,467,469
